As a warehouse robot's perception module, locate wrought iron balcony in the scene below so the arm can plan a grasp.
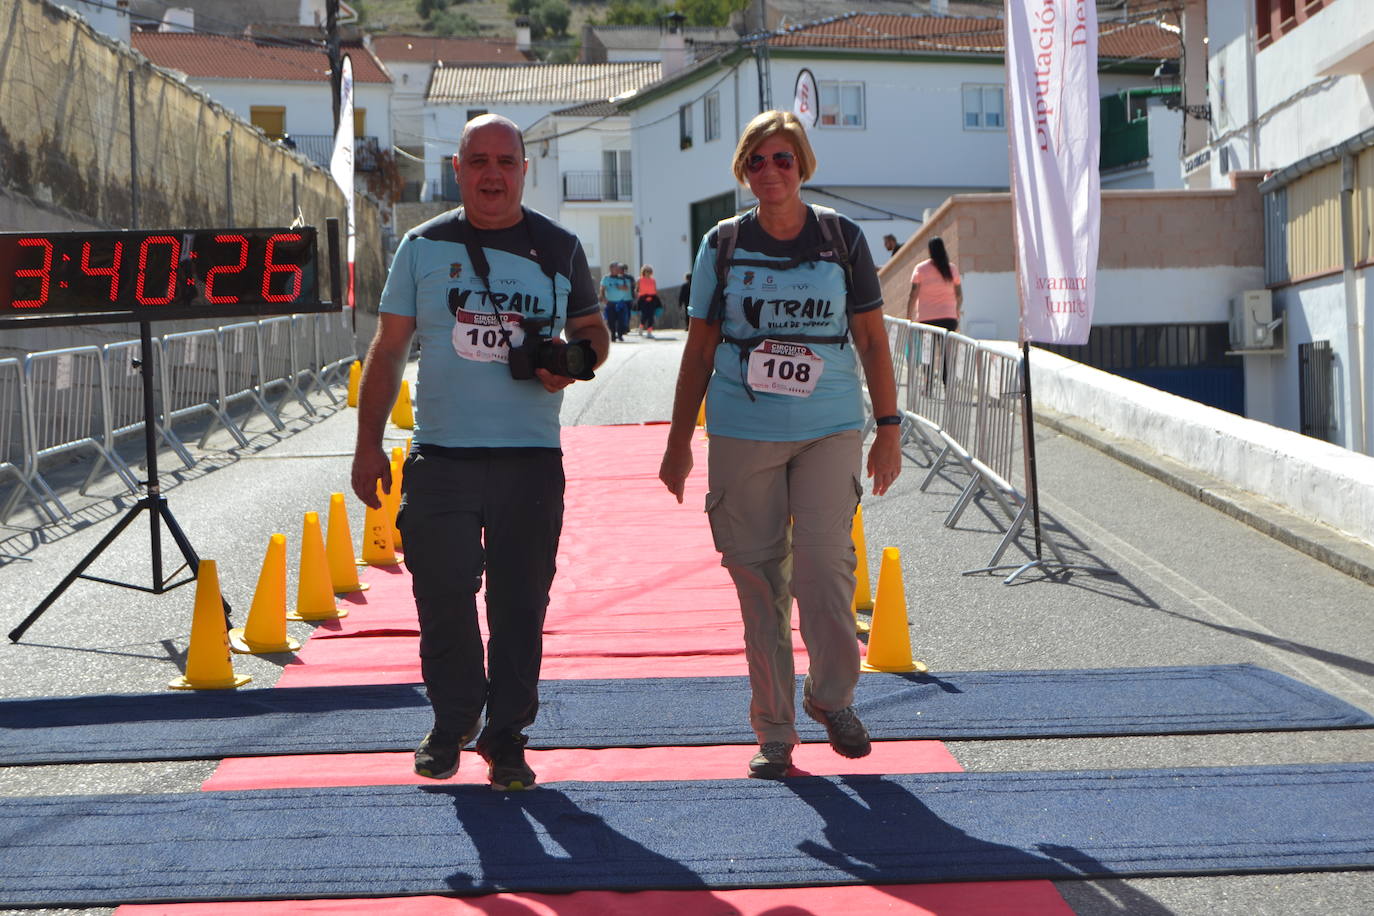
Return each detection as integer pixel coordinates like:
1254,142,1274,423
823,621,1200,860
562,170,632,202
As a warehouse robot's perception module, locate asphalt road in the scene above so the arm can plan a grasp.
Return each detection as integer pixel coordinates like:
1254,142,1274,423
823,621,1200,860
1,330,1372,915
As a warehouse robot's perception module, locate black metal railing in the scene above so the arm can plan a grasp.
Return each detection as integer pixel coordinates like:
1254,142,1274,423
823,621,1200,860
1299,340,1336,442
562,170,632,202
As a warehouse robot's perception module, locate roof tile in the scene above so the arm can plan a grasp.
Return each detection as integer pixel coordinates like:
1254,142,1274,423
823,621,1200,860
427,61,661,105
131,32,391,83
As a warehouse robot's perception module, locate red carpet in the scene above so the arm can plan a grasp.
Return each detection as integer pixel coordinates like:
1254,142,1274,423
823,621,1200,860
115,424,1073,916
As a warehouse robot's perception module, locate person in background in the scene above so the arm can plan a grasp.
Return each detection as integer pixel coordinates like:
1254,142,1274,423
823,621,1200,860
658,109,902,781
351,114,609,790
882,233,899,260
599,261,635,342
636,265,661,338
904,236,962,332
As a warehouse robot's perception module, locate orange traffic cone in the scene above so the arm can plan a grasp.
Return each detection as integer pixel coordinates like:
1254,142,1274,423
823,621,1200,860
360,480,400,567
388,450,405,552
851,504,873,635
346,360,361,407
325,493,367,594
289,511,348,621
170,560,252,689
230,534,301,654
391,380,414,429
861,547,927,673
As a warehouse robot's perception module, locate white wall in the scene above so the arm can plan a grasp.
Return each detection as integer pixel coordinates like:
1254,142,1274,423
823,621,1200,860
71,0,131,43
385,61,432,148
1205,0,1374,184
1023,345,1374,547
194,79,392,145
955,265,1265,343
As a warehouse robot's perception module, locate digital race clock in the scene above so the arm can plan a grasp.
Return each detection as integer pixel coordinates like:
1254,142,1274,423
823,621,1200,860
0,227,325,321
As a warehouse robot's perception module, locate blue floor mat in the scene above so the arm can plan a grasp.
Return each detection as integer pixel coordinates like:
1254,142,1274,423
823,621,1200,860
1,664,1368,765
3,762,1373,906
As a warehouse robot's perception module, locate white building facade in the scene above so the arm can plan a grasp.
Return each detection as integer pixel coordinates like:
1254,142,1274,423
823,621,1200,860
1195,0,1374,454
620,14,1173,303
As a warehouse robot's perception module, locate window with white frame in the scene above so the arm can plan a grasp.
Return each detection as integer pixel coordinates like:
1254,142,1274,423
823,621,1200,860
962,84,1004,129
704,92,721,142
679,103,693,149
818,81,864,128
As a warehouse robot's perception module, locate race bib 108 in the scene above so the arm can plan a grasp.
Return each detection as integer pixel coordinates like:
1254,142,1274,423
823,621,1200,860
746,339,824,397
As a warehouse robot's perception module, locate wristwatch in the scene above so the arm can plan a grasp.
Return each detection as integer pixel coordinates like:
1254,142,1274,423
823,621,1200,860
875,415,902,427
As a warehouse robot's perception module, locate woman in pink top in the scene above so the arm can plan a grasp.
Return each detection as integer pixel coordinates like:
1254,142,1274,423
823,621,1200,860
905,236,962,331
635,265,661,338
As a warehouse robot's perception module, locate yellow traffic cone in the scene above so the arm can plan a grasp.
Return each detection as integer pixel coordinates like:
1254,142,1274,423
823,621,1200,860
851,505,873,635
346,360,361,407
230,534,301,654
170,560,252,689
861,547,927,673
289,511,348,621
391,380,414,429
388,450,405,552
360,481,401,567
325,493,367,594
696,398,706,427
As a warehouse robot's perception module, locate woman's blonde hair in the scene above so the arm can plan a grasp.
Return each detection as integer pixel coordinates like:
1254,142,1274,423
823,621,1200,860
640,264,653,276
731,110,818,185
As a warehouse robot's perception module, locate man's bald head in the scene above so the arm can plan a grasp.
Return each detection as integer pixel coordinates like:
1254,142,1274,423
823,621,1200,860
459,114,526,161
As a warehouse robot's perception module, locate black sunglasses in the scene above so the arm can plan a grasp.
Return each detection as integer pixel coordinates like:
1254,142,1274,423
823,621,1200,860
745,151,796,174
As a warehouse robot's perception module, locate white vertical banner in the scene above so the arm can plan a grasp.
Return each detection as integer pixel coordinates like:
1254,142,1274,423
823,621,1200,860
1005,0,1100,345
329,53,355,307
793,68,818,128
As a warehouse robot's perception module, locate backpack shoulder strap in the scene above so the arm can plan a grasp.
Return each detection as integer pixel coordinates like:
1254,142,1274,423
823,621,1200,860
706,213,744,325
811,204,849,267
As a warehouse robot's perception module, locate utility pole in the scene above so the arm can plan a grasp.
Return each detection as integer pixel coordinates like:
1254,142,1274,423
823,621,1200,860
327,0,342,133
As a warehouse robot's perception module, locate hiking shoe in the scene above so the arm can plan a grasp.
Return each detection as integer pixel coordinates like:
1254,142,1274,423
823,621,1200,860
479,733,536,791
414,729,462,780
803,677,871,759
748,742,793,780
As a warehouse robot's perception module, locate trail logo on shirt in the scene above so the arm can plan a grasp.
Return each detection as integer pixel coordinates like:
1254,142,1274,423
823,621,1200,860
449,263,463,278
742,271,755,286
740,295,836,329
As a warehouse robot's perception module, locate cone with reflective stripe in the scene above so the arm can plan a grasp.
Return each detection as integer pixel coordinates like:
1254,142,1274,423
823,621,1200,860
230,534,301,654
361,479,401,567
850,504,873,634
289,511,348,621
391,380,414,429
325,493,367,594
388,448,406,553
346,360,361,407
170,560,252,689
861,547,927,673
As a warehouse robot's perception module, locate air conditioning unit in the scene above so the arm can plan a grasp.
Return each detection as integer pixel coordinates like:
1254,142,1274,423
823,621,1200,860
1228,289,1283,352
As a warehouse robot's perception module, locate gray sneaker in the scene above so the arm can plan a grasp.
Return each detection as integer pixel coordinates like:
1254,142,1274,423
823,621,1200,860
748,741,793,780
413,729,462,779
803,676,872,759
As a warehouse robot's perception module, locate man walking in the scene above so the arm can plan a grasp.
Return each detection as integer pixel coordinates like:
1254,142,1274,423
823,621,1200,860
599,261,634,341
351,114,609,789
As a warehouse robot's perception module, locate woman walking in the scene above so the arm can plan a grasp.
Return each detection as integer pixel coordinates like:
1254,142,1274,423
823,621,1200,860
636,265,661,338
905,236,962,331
659,110,902,780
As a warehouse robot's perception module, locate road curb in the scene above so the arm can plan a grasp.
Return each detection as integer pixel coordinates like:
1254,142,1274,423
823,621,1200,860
1036,407,1374,587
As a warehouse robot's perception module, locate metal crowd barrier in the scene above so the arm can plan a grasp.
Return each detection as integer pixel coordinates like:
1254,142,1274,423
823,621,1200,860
0,313,357,526
879,317,1038,572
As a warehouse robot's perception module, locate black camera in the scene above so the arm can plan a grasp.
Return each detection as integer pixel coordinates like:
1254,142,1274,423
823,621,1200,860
508,317,596,381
